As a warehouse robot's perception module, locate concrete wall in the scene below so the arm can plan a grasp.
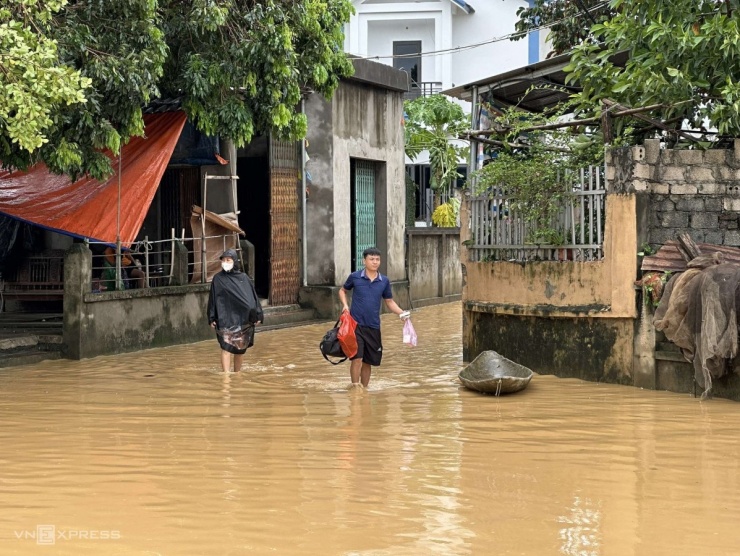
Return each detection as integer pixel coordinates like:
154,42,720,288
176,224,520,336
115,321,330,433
63,244,212,359
304,60,407,287
407,227,462,305
461,183,640,383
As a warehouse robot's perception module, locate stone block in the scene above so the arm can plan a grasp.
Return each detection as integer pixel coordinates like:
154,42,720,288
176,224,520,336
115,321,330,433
725,221,739,231
689,167,715,182
675,149,704,165
688,229,705,244
633,180,650,191
662,212,689,228
718,167,735,180
724,198,740,211
604,149,613,165
705,198,723,211
705,231,724,244
698,183,721,194
605,166,616,182
632,146,645,161
676,198,705,212
734,139,740,163
725,229,740,246
704,149,727,164
691,212,719,229
661,166,685,181
671,184,699,195
633,163,652,180
670,184,698,194
726,184,740,196
644,139,660,164
653,183,670,195
650,228,680,245
660,198,676,211
659,150,674,164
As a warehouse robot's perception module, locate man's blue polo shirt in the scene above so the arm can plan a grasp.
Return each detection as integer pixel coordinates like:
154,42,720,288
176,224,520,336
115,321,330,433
343,269,393,329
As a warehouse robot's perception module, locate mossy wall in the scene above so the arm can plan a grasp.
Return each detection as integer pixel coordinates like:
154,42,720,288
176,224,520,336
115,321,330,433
465,310,634,385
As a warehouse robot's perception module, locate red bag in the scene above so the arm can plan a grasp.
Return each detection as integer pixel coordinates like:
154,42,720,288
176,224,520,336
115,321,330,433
337,310,358,359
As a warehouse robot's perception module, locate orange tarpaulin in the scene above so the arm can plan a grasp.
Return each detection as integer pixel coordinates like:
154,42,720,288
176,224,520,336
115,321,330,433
0,111,187,246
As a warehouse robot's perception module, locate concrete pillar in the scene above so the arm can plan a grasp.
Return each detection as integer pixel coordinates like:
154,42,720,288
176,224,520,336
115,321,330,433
62,244,92,360
239,238,256,281
633,304,657,389
171,240,189,286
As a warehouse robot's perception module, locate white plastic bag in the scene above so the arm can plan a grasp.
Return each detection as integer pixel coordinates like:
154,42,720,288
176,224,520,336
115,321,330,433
402,319,417,347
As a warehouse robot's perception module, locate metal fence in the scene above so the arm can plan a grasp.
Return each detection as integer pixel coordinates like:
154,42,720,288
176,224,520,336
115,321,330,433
88,232,240,292
466,165,606,262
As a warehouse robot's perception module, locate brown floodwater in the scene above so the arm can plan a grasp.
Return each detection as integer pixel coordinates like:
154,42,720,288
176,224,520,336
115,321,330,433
1,303,740,555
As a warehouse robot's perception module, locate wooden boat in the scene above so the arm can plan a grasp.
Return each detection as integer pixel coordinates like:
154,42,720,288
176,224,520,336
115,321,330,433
458,351,534,395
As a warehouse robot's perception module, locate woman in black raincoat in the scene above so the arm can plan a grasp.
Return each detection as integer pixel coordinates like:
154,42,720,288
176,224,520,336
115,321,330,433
208,248,263,372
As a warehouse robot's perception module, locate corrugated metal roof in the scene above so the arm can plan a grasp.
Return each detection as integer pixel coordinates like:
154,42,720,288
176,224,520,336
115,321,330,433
641,240,740,273
442,50,628,113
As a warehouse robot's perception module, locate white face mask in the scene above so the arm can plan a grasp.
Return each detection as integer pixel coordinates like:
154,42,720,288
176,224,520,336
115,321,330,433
221,261,234,272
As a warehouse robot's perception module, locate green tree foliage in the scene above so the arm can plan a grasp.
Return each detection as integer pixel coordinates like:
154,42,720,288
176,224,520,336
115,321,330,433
471,105,603,245
404,95,468,207
161,0,354,148
0,1,91,167
1,0,354,180
1,0,167,179
566,0,740,137
473,149,567,245
512,0,614,55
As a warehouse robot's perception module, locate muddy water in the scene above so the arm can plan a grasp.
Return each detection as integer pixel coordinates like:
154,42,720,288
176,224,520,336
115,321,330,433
2,304,740,555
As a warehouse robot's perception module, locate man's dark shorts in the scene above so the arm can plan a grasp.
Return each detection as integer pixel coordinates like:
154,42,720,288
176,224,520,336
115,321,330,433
351,325,383,366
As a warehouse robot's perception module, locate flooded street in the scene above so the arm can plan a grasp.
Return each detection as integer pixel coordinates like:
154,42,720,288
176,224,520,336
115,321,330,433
2,303,740,555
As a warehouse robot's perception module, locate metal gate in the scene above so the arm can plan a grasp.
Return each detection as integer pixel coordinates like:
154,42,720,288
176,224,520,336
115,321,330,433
352,160,376,269
269,136,301,306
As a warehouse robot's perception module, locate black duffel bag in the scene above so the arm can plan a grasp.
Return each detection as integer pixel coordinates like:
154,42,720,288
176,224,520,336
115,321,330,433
320,319,347,365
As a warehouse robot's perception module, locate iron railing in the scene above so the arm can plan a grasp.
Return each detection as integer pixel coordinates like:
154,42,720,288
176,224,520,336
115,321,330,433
466,165,606,262
88,232,241,292
404,81,443,101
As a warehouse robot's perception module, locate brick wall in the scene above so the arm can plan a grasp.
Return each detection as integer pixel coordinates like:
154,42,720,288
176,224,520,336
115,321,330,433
607,139,740,249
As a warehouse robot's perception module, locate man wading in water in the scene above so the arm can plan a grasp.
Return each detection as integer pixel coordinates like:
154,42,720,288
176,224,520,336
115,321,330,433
339,247,410,388
208,249,263,373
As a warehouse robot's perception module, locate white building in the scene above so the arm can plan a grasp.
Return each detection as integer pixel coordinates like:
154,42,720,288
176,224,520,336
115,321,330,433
345,0,544,96
345,0,545,222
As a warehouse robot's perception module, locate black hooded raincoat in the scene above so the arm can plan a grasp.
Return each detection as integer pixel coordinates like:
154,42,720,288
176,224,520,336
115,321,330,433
207,249,263,354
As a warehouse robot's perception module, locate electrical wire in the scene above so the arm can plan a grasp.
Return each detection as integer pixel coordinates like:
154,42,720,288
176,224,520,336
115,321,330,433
358,1,609,61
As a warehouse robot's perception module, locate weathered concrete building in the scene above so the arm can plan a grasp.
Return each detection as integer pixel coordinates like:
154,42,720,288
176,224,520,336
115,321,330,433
300,58,412,317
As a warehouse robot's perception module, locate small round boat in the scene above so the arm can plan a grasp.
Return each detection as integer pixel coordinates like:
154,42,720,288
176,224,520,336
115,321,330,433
458,351,534,395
